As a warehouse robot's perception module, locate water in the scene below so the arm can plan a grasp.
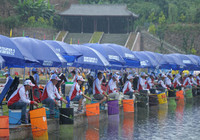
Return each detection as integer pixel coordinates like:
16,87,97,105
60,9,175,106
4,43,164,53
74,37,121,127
50,98,200,140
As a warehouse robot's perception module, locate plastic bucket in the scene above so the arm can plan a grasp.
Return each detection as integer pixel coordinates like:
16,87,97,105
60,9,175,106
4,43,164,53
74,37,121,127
157,92,167,104
0,116,9,140
176,90,184,100
30,108,48,138
185,88,193,98
123,99,134,112
86,103,100,116
149,94,159,106
59,108,74,124
107,100,119,115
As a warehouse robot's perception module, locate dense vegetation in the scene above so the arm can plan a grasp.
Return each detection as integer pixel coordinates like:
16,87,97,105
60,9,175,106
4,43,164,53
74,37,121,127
0,0,61,29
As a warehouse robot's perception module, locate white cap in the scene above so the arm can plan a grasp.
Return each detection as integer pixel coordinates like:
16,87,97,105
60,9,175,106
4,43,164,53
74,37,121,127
176,74,181,78
167,73,172,77
24,80,35,86
141,72,147,77
161,74,166,77
184,73,188,77
3,72,10,75
112,74,118,79
77,76,85,81
50,74,61,81
32,68,37,72
116,72,120,75
127,74,134,80
50,70,55,74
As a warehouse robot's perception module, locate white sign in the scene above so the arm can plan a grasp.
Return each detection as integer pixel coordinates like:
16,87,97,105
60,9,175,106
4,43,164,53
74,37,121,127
0,46,15,55
183,60,191,64
125,53,135,59
140,61,148,66
84,57,98,63
43,61,53,66
108,55,120,61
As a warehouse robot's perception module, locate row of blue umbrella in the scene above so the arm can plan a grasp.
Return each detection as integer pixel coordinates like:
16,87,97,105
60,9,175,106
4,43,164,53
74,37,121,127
0,34,200,70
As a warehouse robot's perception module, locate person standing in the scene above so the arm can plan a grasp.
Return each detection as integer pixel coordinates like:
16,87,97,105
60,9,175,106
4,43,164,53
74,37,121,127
8,80,38,124
32,68,39,86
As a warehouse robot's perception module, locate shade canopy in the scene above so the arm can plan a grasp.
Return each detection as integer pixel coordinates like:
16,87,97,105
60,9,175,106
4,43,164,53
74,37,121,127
85,43,125,69
71,45,110,70
12,37,67,67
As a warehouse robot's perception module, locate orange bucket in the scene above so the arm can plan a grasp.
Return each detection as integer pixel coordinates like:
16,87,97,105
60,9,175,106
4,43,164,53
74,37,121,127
0,116,9,140
176,90,184,100
86,103,100,116
30,108,48,138
123,99,134,112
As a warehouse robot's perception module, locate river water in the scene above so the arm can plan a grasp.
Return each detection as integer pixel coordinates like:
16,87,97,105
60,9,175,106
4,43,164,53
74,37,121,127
49,98,200,140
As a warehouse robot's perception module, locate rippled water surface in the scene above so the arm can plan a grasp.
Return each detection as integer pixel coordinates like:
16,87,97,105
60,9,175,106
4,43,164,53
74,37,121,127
50,98,200,140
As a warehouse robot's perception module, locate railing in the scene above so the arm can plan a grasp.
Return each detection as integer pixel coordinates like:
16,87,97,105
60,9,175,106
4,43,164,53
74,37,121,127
56,31,68,41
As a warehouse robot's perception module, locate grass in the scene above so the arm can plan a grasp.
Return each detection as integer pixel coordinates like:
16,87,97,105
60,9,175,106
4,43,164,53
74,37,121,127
89,32,103,43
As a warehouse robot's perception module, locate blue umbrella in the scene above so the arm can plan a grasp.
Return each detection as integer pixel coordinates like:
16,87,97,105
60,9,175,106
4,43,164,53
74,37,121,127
132,51,158,68
12,37,67,67
84,43,125,69
44,40,82,63
104,43,140,68
187,55,200,70
0,35,39,68
70,45,110,70
161,54,185,70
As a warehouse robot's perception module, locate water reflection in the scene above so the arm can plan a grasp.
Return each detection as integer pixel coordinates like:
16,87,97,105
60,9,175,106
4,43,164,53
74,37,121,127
122,113,134,140
51,98,200,139
85,116,99,140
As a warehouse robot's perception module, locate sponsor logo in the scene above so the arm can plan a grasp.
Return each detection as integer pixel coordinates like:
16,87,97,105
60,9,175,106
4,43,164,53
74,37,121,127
108,55,120,61
84,57,98,63
0,46,15,55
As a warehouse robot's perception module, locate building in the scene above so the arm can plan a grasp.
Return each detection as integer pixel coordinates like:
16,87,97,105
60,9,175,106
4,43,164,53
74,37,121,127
59,4,138,33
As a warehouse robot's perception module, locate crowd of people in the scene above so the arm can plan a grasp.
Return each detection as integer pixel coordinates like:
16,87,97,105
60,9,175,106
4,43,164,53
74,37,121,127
4,67,200,123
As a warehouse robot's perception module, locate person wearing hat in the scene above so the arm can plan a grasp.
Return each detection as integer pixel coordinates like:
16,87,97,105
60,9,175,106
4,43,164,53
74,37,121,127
165,73,173,89
137,72,147,91
41,74,68,116
93,72,107,104
173,74,182,89
8,80,39,124
157,74,168,89
107,74,120,100
1,71,13,87
189,74,197,86
31,68,39,86
183,74,193,87
122,74,137,99
69,76,88,113
146,74,155,89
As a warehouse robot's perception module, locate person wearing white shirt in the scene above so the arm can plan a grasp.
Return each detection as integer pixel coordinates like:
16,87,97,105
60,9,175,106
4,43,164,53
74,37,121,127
158,74,168,89
69,76,86,112
123,74,136,99
93,72,107,104
107,74,120,100
173,74,182,89
183,75,193,87
41,74,68,116
137,72,147,91
8,80,38,124
196,73,200,85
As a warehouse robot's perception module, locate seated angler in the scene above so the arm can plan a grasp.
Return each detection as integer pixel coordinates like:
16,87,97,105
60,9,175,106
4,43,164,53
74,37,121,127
8,80,39,124
107,74,120,100
41,74,68,117
123,74,137,99
93,72,107,104
69,76,89,113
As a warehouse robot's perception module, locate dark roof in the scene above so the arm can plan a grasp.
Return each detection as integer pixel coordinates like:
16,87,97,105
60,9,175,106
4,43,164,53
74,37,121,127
59,4,138,17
